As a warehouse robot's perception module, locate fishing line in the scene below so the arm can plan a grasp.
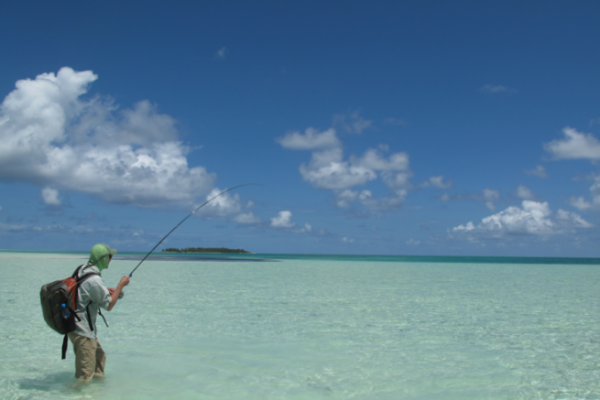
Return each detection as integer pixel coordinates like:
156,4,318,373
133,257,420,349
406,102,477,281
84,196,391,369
129,183,262,277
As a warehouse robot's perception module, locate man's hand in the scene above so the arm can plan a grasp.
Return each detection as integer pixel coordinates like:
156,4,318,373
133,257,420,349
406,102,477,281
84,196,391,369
107,276,131,311
119,276,130,287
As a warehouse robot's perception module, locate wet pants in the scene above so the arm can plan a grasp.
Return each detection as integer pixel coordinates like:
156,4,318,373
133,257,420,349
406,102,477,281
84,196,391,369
67,332,106,383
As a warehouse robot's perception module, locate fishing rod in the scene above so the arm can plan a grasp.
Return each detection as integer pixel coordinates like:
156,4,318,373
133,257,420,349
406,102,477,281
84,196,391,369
129,183,261,277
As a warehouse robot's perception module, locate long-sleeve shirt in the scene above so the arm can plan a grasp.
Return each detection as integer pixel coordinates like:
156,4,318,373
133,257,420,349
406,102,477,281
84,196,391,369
72,265,111,339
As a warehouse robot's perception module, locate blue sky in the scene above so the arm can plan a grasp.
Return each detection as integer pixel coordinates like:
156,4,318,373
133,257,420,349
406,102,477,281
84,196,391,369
1,1,600,256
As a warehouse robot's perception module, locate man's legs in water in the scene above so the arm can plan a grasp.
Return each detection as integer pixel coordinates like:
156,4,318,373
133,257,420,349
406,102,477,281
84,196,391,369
68,332,106,383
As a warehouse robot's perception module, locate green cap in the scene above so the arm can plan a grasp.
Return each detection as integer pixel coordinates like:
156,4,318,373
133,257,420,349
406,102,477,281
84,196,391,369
89,243,117,272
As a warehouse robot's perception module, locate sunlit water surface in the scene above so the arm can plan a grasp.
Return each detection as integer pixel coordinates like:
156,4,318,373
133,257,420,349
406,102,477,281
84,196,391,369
1,252,600,399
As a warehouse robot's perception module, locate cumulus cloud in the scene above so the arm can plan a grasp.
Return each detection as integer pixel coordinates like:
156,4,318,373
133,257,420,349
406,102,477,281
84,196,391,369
515,185,536,200
451,200,592,239
439,193,450,202
483,189,500,211
333,110,372,134
41,187,61,205
0,67,215,207
271,210,295,228
568,176,600,211
544,127,600,160
299,147,411,208
278,123,412,210
296,223,312,233
480,84,516,93
525,165,548,178
422,175,453,189
299,148,376,190
569,197,592,211
233,212,261,224
197,188,241,217
276,128,340,150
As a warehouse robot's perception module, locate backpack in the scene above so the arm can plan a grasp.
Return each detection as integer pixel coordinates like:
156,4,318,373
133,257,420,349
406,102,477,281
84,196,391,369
40,265,100,359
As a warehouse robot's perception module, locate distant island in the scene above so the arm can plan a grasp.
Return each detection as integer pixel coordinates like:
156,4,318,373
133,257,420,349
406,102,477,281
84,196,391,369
162,247,251,254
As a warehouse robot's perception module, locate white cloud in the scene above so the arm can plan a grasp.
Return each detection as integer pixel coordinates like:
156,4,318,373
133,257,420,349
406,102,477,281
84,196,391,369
41,187,61,205
216,47,227,59
424,176,453,189
357,190,408,210
483,189,499,211
555,209,593,228
335,189,359,208
271,210,295,228
300,148,411,206
357,148,409,172
0,67,215,207
451,200,592,239
342,237,354,243
480,84,516,93
516,185,536,200
586,175,600,207
296,223,312,233
300,148,376,190
483,189,499,201
590,118,600,127
525,165,547,178
568,176,600,211
197,188,241,217
233,212,261,224
278,124,412,210
406,238,420,246
544,127,600,160
333,110,372,134
569,196,592,211
276,128,340,150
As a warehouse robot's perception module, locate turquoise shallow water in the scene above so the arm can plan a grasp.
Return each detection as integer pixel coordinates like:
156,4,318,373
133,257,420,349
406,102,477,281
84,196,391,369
1,251,600,399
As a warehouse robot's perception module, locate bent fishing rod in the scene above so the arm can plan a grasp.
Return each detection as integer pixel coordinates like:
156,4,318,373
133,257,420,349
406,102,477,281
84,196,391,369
128,183,261,277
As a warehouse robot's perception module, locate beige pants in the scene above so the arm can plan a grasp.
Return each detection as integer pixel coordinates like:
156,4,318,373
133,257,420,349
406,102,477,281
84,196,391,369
67,332,106,383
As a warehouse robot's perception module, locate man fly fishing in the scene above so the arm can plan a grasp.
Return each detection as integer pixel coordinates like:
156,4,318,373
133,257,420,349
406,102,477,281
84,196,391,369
51,185,257,383
68,243,129,383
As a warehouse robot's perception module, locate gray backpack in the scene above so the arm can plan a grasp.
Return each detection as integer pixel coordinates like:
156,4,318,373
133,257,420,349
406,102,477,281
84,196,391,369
40,265,99,359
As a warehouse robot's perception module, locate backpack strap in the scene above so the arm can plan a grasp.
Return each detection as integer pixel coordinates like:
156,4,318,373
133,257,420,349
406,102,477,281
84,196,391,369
71,268,99,314
84,301,109,330
71,264,86,279
71,265,104,331
98,309,109,328
60,266,103,361
86,303,94,331
61,334,69,360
